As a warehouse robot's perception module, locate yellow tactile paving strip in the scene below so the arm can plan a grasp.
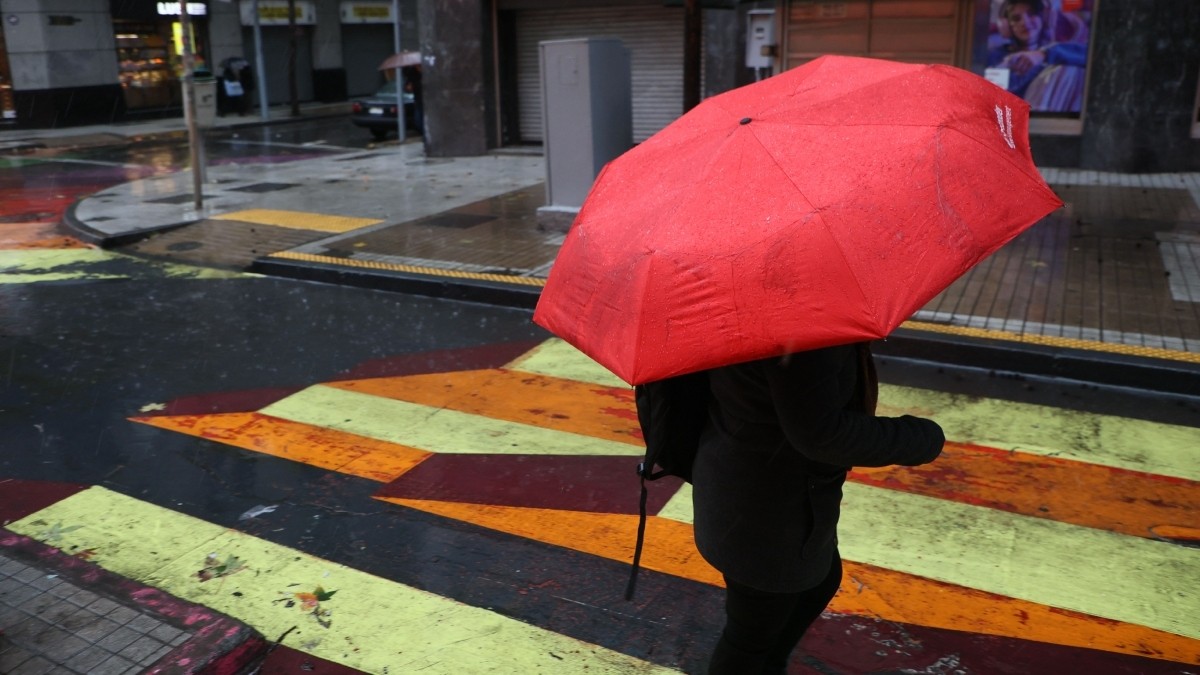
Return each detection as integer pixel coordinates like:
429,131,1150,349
902,320,1200,364
213,209,383,233
268,250,548,287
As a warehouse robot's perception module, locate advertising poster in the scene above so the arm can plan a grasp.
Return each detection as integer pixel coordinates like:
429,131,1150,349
984,0,1093,114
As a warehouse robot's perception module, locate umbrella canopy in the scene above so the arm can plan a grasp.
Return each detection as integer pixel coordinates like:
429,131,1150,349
533,55,1063,386
378,52,422,70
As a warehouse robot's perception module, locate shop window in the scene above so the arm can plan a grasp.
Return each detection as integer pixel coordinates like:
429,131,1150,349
0,23,14,121
116,22,177,109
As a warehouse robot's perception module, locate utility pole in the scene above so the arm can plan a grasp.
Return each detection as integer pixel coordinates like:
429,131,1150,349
253,0,269,120
683,0,701,112
392,0,406,142
287,0,299,117
179,1,204,210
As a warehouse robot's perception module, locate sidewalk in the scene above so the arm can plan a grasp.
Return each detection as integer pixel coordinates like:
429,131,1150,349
1,482,267,674
8,109,1200,397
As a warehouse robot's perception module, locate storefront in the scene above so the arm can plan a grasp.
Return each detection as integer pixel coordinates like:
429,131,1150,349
976,0,1095,136
110,1,211,111
780,1,1097,137
0,21,14,122
240,0,315,104
339,0,417,98
505,3,686,144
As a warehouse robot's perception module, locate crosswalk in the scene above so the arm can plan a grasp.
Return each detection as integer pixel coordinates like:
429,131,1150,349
13,337,1200,672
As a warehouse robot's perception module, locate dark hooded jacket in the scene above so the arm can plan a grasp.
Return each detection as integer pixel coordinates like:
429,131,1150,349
691,343,944,593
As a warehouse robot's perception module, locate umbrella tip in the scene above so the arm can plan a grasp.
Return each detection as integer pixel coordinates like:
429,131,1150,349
739,117,752,125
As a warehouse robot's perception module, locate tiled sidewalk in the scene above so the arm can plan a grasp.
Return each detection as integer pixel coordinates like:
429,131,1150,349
918,172,1200,353
0,530,264,674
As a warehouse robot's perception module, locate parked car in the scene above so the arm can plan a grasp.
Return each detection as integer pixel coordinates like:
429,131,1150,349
350,81,415,141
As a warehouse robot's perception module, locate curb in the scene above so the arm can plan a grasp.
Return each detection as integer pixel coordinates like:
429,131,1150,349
250,255,543,309
253,253,1200,399
63,200,201,248
876,326,1200,398
0,528,266,674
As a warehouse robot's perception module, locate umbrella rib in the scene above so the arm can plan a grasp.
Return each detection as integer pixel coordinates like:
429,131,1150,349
746,131,875,321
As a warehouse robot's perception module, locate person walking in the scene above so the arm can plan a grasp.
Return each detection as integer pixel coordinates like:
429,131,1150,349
691,342,945,674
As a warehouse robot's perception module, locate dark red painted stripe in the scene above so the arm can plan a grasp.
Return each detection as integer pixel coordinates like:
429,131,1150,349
373,454,683,515
256,645,370,674
797,610,1193,675
142,386,304,416
0,479,87,523
145,340,548,416
332,339,547,381
0,528,266,674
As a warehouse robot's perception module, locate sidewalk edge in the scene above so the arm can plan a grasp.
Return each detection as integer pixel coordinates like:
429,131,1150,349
64,200,198,248
0,527,267,674
251,255,542,309
877,327,1200,398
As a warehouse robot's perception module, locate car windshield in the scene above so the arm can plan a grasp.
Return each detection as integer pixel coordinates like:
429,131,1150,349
375,82,398,96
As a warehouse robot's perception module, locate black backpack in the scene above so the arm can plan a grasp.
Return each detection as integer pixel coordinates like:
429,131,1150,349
626,369,711,600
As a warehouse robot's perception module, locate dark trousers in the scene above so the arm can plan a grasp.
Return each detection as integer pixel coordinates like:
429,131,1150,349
707,551,843,675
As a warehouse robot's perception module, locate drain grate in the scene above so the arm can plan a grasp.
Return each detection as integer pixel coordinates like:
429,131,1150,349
418,213,497,229
227,182,297,193
146,194,215,204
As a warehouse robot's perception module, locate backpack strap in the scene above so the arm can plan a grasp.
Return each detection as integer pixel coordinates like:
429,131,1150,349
625,464,650,600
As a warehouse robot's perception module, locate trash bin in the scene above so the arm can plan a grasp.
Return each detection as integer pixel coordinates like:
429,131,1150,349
193,77,217,128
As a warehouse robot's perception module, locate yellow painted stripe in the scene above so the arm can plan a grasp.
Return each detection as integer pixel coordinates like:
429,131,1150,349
212,209,383,233
324,369,641,445
902,320,1200,364
877,385,1200,482
268,251,548,287
259,384,642,457
394,498,1200,665
507,339,628,389
10,487,676,674
658,483,1200,641
0,249,247,283
514,341,1200,481
837,482,1200,640
0,249,127,283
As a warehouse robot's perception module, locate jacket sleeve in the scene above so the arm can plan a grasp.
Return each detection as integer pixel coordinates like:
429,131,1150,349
763,349,944,468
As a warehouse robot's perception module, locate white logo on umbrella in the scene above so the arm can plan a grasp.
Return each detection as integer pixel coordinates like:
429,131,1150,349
995,105,1016,149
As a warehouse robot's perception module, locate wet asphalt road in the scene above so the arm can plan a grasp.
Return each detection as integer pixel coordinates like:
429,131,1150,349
2,124,1199,673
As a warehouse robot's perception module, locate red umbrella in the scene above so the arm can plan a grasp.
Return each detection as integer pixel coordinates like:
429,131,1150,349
533,55,1063,386
378,52,422,70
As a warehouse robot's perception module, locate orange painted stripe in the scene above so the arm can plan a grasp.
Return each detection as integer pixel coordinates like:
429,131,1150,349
324,369,642,446
851,441,1200,542
0,223,89,249
132,413,430,482
386,498,1200,666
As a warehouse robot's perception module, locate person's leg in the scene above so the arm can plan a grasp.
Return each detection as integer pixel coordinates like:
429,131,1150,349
707,552,842,675
762,552,843,674
707,580,803,674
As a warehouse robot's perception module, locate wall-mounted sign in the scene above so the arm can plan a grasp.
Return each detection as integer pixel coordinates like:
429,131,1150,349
240,0,316,26
157,2,207,16
340,1,393,24
48,15,82,26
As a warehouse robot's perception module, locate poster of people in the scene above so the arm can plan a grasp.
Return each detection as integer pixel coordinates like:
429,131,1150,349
985,0,1093,114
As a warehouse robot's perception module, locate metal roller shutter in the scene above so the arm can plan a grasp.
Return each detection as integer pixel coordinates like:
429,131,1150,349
515,5,683,143
343,25,394,97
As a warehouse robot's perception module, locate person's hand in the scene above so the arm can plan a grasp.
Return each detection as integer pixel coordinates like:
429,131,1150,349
899,417,944,466
1005,49,1046,76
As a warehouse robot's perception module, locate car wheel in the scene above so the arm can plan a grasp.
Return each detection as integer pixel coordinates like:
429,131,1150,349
370,128,389,141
